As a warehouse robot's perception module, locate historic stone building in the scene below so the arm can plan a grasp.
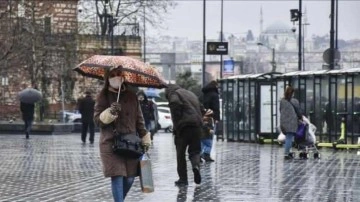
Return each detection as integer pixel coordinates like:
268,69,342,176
0,0,141,121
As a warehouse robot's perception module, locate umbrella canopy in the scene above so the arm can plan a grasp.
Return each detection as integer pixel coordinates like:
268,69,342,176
73,55,167,89
144,88,160,98
18,88,42,104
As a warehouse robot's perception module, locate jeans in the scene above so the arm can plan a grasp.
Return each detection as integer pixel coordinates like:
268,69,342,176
145,122,151,131
111,176,135,202
284,132,295,155
201,138,213,155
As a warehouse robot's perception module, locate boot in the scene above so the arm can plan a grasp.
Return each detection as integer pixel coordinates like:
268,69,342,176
204,153,214,162
192,166,201,184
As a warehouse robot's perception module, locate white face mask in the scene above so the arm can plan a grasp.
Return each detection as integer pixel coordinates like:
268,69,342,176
109,77,124,89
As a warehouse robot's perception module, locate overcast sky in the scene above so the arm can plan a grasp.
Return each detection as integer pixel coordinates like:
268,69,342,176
147,0,360,41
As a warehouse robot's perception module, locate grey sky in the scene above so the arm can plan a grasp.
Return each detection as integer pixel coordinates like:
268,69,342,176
147,0,360,40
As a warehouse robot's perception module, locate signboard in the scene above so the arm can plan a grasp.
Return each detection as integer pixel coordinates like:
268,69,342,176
207,42,228,55
223,59,234,75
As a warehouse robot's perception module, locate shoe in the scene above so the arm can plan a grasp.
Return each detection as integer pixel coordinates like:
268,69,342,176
204,153,215,162
174,180,188,186
89,141,94,144
193,167,201,184
25,132,29,139
284,153,294,160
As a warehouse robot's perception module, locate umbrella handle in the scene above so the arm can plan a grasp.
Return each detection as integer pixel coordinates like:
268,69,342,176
117,83,121,103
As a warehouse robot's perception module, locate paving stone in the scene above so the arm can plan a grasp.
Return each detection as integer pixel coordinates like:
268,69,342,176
0,133,359,202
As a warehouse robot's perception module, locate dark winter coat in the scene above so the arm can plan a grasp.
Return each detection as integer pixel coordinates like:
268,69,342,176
78,95,95,123
20,102,34,121
202,81,220,121
137,91,155,124
94,74,147,178
165,84,203,135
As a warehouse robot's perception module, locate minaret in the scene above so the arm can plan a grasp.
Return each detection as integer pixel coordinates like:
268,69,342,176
260,6,263,36
303,6,308,39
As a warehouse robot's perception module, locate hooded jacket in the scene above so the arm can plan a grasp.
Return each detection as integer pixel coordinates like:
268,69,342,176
201,81,220,121
165,84,203,134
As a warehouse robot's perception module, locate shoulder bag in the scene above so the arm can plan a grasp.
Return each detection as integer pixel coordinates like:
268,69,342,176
112,125,144,158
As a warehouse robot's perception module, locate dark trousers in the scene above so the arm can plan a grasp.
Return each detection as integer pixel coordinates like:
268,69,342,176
81,121,95,143
24,118,33,134
174,126,201,181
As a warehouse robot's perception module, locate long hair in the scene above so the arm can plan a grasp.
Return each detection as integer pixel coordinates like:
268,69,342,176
284,85,294,101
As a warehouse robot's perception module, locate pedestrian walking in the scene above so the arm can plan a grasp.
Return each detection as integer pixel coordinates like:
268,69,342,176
200,80,220,162
201,109,215,162
77,91,95,144
20,102,35,139
165,84,203,186
279,85,303,160
94,67,151,202
137,91,155,133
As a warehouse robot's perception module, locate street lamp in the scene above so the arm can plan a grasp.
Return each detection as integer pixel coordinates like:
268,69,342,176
257,42,276,72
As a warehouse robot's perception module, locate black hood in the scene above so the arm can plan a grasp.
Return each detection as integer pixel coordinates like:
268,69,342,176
165,84,181,99
202,80,218,94
136,90,149,102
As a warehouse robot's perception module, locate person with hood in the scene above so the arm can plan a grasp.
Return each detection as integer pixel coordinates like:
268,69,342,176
77,91,95,144
200,80,220,162
93,67,151,202
279,85,303,160
137,91,155,132
165,84,203,186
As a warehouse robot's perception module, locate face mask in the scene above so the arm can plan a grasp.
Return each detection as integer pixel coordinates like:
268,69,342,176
109,77,124,89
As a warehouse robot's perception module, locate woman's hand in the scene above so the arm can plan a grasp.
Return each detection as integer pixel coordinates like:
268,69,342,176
110,102,121,115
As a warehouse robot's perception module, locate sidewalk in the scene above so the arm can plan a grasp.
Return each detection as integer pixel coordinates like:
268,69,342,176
0,132,359,202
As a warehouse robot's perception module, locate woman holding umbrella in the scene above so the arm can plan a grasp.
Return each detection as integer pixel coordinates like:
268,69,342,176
93,67,151,202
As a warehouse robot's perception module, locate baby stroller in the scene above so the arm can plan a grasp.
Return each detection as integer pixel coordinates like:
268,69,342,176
293,116,320,159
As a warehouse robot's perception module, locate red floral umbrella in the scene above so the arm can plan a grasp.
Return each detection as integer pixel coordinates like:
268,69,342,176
73,55,167,89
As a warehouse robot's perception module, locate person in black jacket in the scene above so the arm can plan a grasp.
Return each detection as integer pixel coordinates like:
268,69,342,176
200,80,220,162
20,102,35,139
77,91,96,144
165,84,203,186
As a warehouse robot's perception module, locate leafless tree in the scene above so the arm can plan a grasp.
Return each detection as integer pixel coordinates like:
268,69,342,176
78,0,176,36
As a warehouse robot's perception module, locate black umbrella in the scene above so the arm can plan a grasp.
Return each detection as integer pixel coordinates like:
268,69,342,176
18,88,42,104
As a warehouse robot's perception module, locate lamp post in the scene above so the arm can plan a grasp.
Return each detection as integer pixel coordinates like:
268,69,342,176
202,0,206,87
257,42,276,72
219,0,224,79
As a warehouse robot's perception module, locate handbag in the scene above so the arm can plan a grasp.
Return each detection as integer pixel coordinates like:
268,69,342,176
112,131,144,158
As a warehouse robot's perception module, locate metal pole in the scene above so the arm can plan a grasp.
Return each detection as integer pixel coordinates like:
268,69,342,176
330,0,335,69
335,0,338,49
143,6,146,63
298,0,302,71
271,48,276,72
111,15,114,55
202,0,206,86
220,0,224,79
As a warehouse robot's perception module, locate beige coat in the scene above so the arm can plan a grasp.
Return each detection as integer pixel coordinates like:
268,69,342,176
94,87,147,178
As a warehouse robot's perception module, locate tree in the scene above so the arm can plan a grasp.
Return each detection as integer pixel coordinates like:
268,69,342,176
79,0,176,36
175,71,202,98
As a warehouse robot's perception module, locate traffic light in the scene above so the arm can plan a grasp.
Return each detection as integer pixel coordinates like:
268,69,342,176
290,9,299,22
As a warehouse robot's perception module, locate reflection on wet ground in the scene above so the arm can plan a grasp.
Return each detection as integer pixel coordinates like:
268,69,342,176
0,132,359,202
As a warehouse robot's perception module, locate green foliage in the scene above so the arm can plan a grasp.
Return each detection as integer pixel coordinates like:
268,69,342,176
175,71,202,98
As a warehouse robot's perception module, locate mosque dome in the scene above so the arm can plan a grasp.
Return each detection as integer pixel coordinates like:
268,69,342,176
264,21,293,34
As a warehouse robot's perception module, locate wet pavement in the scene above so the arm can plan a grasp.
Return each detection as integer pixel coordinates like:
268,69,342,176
0,132,359,202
